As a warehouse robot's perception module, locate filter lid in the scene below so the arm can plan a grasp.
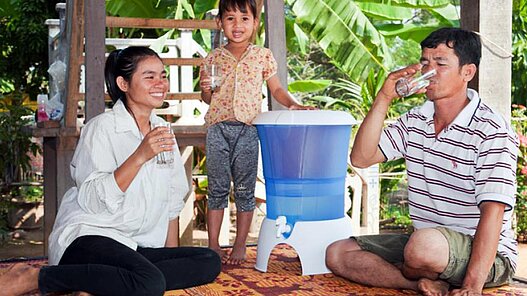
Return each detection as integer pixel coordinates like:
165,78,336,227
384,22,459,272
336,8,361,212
253,110,357,125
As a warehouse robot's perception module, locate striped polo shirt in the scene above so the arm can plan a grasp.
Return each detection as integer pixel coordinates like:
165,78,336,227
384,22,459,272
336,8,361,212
379,89,519,270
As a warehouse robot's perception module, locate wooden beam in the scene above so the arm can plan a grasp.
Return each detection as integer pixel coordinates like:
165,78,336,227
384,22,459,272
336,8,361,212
84,0,106,121
264,0,287,111
106,16,219,30
79,57,204,67
103,92,202,101
43,136,77,255
172,125,207,148
461,0,480,92
64,0,84,128
162,57,204,66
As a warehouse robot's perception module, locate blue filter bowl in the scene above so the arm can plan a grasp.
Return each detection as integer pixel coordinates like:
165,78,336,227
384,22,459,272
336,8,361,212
256,124,351,224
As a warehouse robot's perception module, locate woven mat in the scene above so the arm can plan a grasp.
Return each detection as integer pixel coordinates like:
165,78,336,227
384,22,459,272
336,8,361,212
166,244,527,296
2,245,527,295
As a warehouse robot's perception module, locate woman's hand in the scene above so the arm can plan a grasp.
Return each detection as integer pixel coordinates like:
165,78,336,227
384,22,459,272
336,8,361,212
134,125,176,165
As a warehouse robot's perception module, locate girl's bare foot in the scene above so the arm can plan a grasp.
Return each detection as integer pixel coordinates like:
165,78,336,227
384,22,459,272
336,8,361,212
226,244,246,265
418,278,449,296
0,263,40,296
210,247,229,264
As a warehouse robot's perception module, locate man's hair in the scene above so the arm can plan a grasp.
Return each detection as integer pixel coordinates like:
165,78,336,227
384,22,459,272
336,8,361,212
420,27,481,68
218,0,257,19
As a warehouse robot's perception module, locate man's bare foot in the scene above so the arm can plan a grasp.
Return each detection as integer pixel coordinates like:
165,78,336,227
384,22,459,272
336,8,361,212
0,263,40,296
226,244,246,265
418,278,449,296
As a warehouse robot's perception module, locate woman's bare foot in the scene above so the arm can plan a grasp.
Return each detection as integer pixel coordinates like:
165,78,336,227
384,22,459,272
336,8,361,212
73,291,94,296
0,263,40,296
226,244,246,265
418,278,449,296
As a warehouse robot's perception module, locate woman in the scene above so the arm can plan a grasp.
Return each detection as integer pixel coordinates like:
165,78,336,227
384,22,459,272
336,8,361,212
0,46,221,296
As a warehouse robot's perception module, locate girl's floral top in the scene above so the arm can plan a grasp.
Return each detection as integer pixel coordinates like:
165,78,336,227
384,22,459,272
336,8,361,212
203,44,277,126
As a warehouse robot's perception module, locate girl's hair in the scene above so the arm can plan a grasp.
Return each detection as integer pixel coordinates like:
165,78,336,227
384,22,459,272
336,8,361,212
104,46,161,106
218,0,257,19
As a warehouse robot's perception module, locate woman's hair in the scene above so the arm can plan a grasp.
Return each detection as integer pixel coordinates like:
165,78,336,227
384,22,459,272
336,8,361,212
218,0,257,19
104,46,161,106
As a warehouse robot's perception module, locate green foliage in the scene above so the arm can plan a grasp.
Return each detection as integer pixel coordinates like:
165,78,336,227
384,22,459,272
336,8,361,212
382,203,412,227
285,0,456,84
0,93,41,192
512,106,527,236
0,0,60,98
287,0,393,82
9,185,43,203
288,80,332,93
512,0,527,106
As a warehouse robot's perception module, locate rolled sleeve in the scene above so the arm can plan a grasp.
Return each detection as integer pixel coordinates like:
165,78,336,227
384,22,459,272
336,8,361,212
475,128,519,211
379,114,410,161
263,49,278,81
76,172,125,214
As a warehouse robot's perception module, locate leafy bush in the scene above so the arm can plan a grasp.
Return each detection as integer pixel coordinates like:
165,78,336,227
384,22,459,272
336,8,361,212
512,105,527,236
0,0,60,98
0,93,41,193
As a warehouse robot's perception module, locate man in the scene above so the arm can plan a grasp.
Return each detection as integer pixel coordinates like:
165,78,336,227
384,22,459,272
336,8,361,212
326,28,518,296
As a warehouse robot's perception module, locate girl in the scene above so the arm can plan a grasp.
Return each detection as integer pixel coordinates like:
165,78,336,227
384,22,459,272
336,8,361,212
200,0,314,265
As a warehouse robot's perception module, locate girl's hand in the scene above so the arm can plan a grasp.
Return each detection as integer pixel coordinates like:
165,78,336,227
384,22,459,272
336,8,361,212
289,103,317,110
134,125,176,164
200,68,213,93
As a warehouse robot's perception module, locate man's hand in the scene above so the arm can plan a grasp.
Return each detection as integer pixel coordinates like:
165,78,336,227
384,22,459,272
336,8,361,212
378,63,423,101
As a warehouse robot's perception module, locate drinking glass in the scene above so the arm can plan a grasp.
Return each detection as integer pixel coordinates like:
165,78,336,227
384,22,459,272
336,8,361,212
153,122,174,168
204,64,222,91
395,68,437,97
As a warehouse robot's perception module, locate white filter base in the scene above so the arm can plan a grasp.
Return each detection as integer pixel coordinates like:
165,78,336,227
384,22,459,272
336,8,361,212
255,216,353,275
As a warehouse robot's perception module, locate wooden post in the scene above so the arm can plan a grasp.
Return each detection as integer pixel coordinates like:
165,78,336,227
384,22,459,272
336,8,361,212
461,0,513,121
84,0,106,121
63,0,84,128
264,0,287,111
43,136,77,255
43,0,83,254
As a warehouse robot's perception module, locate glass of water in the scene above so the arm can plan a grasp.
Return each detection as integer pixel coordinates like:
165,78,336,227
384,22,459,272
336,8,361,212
153,122,174,168
395,68,437,97
204,64,222,91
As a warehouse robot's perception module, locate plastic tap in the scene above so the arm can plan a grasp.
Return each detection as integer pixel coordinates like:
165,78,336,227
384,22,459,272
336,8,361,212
275,216,291,238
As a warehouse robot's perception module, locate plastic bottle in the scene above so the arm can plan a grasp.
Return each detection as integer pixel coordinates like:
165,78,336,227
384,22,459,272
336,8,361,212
37,94,49,122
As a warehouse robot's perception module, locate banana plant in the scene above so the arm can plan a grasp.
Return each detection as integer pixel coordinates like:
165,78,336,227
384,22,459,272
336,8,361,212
286,0,456,83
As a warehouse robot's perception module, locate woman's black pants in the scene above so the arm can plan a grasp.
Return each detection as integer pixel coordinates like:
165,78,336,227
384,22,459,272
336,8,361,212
38,235,221,296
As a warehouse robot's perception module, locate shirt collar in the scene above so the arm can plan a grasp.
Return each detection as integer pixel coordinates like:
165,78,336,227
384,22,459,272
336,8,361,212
113,100,160,136
219,43,255,61
419,88,480,127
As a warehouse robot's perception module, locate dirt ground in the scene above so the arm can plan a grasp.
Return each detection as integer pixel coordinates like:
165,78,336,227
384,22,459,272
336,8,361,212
2,227,527,280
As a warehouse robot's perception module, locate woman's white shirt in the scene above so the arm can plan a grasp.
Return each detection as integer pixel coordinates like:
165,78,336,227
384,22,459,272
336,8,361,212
48,100,188,265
